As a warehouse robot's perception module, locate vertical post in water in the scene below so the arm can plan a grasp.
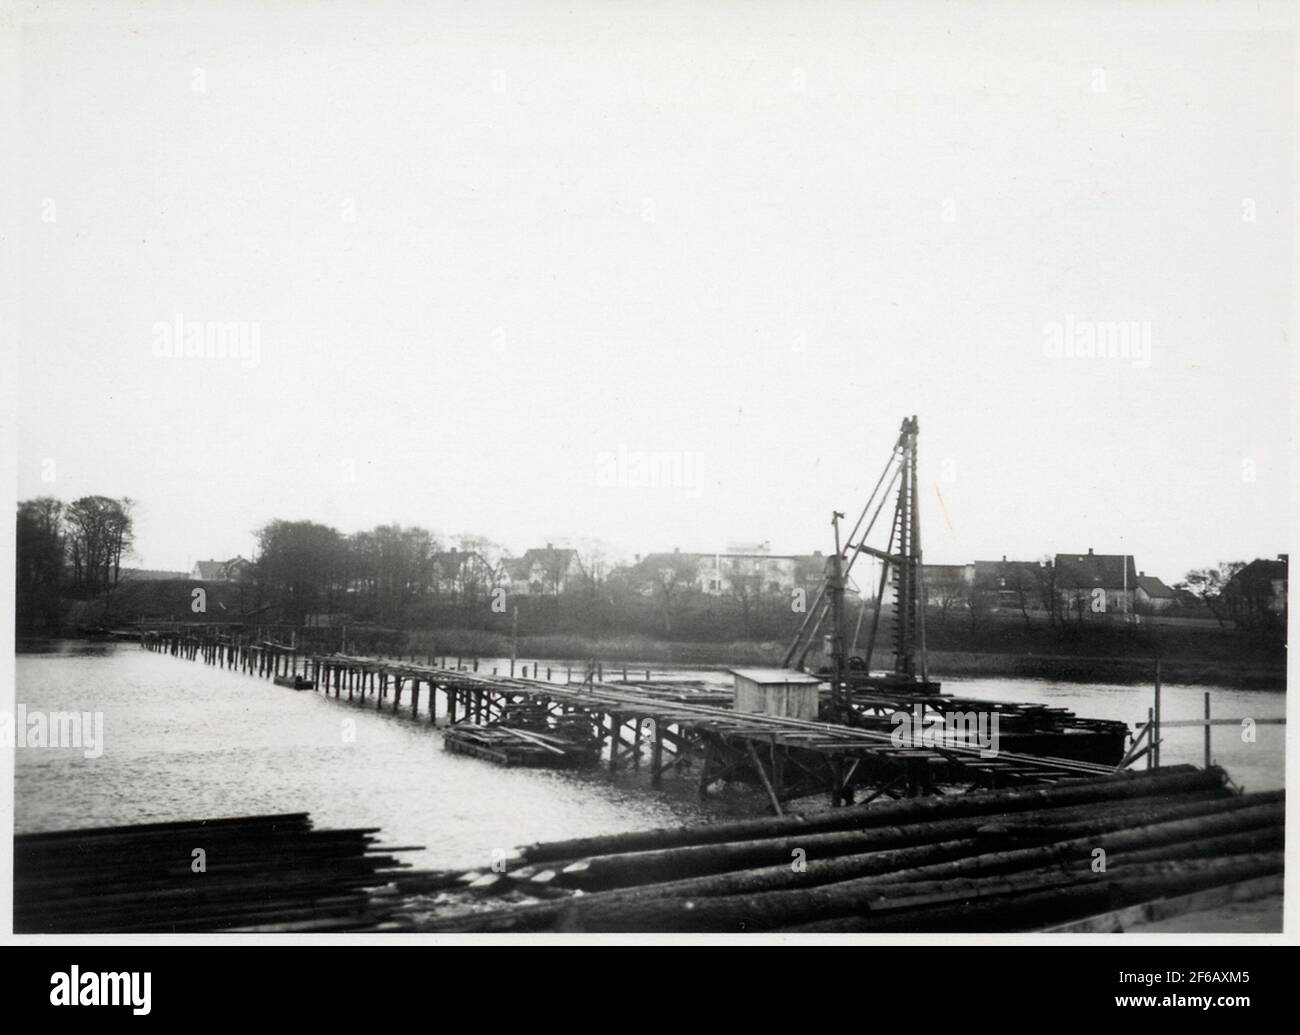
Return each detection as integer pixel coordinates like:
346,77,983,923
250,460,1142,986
1204,691,1211,769
1146,707,1154,769
510,605,518,679
1152,658,1162,770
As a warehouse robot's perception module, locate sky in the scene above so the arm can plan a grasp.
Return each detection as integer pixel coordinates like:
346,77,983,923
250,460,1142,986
8,0,1296,584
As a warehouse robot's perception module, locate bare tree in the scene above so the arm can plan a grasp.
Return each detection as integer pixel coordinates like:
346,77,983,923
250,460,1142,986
1178,563,1244,629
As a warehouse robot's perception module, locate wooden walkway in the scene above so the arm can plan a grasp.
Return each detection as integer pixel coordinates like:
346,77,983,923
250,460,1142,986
143,630,1130,810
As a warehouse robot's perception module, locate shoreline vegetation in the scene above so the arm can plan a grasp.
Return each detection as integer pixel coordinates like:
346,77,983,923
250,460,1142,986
27,628,1283,691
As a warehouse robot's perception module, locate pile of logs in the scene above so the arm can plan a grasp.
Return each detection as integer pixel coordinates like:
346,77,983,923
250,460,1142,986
15,813,416,933
410,766,1283,932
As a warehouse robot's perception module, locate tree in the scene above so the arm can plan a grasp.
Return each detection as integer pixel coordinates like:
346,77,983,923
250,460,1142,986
1034,557,1062,628
1178,563,1245,629
64,495,134,595
254,520,347,624
929,571,967,629
1005,563,1038,628
16,497,66,631
638,553,699,637
966,574,994,632
725,557,764,640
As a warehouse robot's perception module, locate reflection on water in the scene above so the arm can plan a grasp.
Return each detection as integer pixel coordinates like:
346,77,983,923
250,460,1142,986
13,643,1284,870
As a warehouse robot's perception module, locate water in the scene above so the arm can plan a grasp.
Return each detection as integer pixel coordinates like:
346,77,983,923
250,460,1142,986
13,644,1285,871
939,675,1286,794
13,642,738,870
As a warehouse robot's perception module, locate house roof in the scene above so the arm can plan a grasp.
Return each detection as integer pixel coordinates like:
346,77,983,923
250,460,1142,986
192,557,250,580
1054,551,1138,591
1231,557,1289,585
921,564,969,578
431,549,486,571
1134,575,1177,598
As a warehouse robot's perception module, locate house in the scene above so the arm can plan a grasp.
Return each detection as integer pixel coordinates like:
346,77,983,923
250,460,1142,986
190,556,253,583
921,563,974,606
1225,555,1289,624
1133,572,1179,612
1053,549,1138,616
697,549,835,597
430,548,495,599
971,557,1044,610
629,547,856,599
498,545,585,596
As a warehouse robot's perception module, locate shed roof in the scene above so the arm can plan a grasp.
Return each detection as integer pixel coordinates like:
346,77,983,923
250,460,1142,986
729,668,824,685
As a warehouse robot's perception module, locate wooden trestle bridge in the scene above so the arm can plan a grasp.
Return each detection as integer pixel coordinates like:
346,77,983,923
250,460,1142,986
143,630,1130,813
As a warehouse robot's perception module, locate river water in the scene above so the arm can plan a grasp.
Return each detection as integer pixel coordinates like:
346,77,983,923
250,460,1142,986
12,642,1285,870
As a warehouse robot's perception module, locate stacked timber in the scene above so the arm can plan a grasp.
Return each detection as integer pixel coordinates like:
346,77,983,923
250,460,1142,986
410,766,1283,932
443,722,601,768
15,813,416,933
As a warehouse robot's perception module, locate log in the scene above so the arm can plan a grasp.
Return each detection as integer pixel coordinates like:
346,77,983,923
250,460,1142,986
550,788,1243,891
550,853,1284,933
422,794,1282,932
781,853,1284,933
883,800,1284,884
514,765,1219,862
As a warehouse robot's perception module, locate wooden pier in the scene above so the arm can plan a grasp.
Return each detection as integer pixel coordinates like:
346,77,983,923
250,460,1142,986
142,628,1134,811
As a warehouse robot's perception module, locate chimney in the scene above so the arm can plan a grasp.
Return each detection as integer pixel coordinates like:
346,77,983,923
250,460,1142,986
673,546,680,553
634,553,641,563
1087,547,1094,555
1002,554,1007,562
1139,571,1145,577
546,542,553,550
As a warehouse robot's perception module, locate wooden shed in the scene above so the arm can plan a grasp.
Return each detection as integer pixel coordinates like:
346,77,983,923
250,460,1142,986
729,668,824,721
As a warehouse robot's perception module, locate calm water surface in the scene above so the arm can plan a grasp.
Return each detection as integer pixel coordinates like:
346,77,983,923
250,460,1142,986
14,643,1284,870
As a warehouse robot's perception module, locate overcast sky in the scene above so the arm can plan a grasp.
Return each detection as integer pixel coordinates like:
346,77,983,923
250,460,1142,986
10,1,1296,582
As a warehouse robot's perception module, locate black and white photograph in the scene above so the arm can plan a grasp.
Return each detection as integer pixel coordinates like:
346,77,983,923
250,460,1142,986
2,0,1295,965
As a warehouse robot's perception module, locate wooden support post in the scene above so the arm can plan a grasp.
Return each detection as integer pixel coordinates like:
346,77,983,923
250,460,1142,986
651,721,664,787
1204,691,1212,769
1153,659,1162,769
632,717,643,769
698,741,714,800
747,742,784,817
608,716,620,772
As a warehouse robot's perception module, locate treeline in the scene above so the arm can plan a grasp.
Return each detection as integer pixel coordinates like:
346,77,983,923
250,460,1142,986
252,520,505,625
16,496,135,632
